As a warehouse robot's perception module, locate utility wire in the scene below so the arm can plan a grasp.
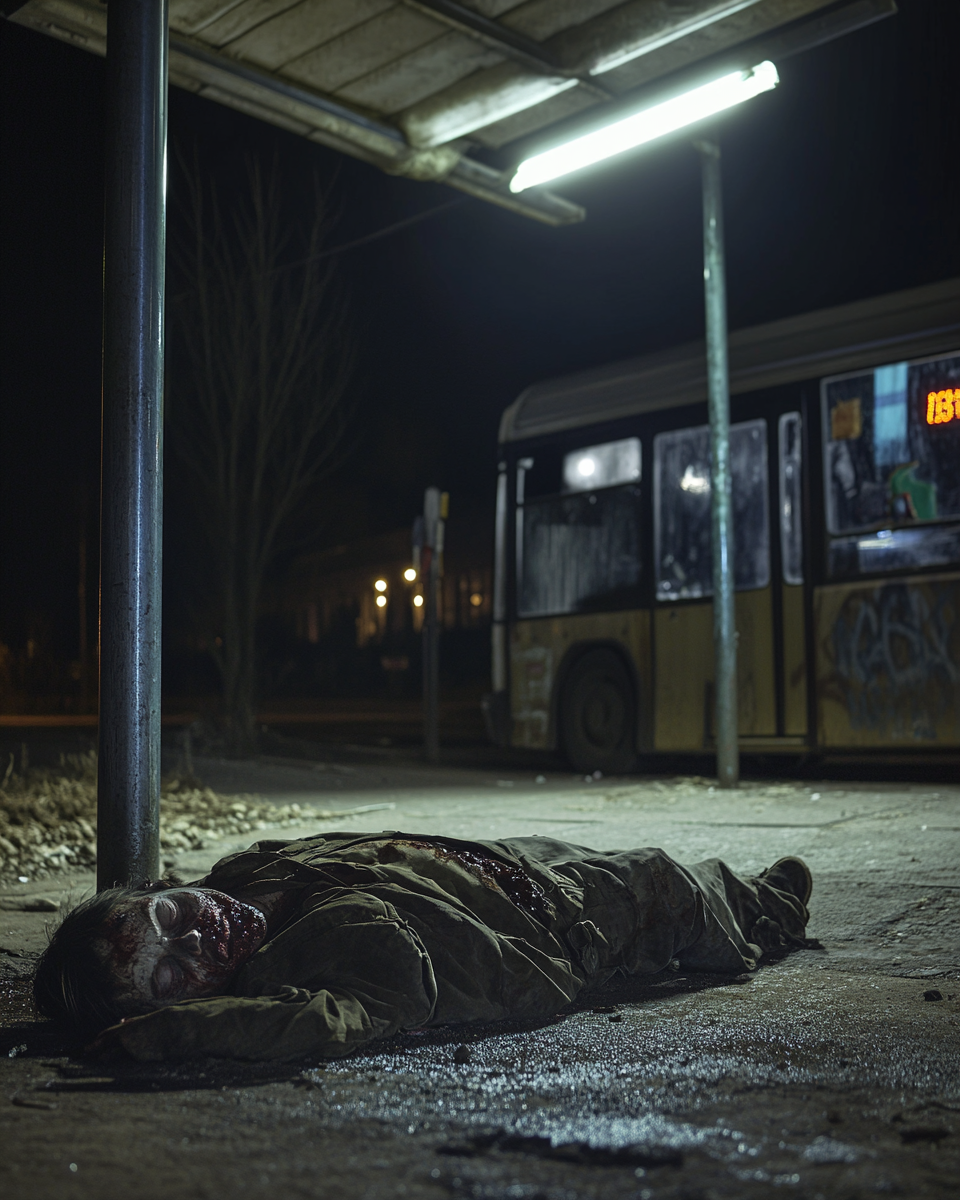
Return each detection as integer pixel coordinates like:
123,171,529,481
170,195,469,302
269,196,469,276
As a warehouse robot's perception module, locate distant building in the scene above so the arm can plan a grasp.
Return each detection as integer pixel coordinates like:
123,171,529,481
275,516,492,657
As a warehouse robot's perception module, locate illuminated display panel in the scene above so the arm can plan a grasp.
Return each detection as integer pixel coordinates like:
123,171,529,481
926,388,959,426
822,351,960,538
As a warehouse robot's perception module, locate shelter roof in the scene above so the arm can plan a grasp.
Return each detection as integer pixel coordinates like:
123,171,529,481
7,0,888,224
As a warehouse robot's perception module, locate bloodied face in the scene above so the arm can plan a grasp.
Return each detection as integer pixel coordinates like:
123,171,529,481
97,888,267,1013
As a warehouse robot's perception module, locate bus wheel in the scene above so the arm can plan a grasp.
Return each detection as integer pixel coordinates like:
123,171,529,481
560,649,635,774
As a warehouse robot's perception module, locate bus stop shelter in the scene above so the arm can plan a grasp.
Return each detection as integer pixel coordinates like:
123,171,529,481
1,0,896,883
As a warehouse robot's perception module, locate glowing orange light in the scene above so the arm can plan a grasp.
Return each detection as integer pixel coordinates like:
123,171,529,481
926,388,958,425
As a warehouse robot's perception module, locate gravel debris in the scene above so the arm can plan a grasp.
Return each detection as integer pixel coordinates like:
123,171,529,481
0,751,316,882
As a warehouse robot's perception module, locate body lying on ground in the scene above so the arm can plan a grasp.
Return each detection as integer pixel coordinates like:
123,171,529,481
33,831,813,1062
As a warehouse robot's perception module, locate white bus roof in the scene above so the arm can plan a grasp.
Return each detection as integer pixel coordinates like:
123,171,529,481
499,276,960,444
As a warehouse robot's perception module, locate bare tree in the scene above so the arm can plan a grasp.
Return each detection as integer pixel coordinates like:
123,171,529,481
169,155,356,756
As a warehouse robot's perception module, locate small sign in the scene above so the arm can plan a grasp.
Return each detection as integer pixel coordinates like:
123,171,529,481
830,397,862,440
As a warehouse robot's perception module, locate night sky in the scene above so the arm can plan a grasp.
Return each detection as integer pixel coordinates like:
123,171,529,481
1,0,958,669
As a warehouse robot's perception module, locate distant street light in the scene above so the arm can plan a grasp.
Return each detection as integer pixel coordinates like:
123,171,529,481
509,62,778,194
403,567,417,581
374,578,388,592
507,62,782,790
376,594,387,608
413,595,424,608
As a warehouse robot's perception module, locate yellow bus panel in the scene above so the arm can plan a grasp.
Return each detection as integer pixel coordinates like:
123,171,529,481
782,584,808,736
654,589,776,750
815,573,960,746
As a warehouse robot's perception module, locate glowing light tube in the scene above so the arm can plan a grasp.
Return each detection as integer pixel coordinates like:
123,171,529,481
509,61,779,193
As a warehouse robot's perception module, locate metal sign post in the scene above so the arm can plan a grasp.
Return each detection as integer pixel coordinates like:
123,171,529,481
697,138,739,789
419,487,447,764
97,0,168,887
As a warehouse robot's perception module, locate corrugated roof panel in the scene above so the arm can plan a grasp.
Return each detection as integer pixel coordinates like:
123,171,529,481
501,0,626,41
284,6,443,92
169,0,249,36
471,2,528,18
336,30,500,113
472,81,595,147
221,0,389,67
169,0,253,37
592,0,829,94
197,0,353,51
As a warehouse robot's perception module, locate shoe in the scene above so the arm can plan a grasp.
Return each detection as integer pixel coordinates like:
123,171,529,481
760,857,812,906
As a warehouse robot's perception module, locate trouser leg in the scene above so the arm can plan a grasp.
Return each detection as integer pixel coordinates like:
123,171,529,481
502,838,809,978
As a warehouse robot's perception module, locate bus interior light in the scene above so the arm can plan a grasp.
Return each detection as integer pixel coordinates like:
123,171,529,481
509,61,779,193
680,465,710,495
563,437,640,493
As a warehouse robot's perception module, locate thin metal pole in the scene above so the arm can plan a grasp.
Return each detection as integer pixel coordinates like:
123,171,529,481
78,514,88,711
422,487,441,764
697,138,739,789
97,0,168,887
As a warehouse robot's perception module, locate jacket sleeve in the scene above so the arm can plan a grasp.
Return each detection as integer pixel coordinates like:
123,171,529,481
111,896,438,1062
113,986,402,1062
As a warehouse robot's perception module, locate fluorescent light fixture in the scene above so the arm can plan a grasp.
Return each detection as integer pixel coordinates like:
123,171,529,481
509,61,778,194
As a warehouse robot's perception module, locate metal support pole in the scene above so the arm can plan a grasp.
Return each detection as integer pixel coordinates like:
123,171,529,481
421,488,443,764
698,138,739,789
97,0,168,887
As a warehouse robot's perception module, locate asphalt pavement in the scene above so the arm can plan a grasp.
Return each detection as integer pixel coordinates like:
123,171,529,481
1,749,958,1200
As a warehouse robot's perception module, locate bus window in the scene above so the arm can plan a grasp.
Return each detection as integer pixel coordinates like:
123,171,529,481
654,419,769,602
821,352,960,577
778,413,803,585
517,486,641,618
563,437,641,492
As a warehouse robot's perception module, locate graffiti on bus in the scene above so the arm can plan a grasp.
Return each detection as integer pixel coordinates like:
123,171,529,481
824,580,960,740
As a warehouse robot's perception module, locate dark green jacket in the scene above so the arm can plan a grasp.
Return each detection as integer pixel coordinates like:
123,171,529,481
112,832,790,1062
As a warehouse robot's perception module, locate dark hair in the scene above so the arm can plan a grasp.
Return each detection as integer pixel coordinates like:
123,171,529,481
33,881,174,1035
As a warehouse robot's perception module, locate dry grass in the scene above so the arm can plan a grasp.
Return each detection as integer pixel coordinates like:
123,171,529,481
0,752,314,882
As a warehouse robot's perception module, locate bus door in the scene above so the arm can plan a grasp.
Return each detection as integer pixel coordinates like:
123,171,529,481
815,352,960,749
652,413,804,752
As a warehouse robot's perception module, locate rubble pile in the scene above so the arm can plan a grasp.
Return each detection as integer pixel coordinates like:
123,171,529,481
0,751,314,883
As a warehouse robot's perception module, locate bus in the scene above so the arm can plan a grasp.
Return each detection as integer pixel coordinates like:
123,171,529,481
482,277,960,771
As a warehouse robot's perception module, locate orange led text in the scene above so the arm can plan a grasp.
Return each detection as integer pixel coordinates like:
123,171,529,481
926,389,958,425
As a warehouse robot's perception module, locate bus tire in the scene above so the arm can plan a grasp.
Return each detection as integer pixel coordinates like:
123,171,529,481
559,648,636,774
